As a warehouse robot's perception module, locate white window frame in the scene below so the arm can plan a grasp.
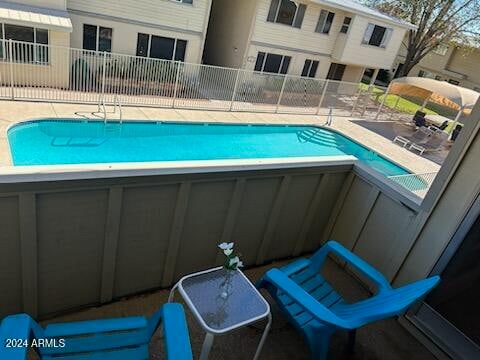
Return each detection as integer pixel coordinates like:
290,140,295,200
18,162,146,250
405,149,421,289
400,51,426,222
301,59,319,78
142,34,186,61
84,24,112,53
269,0,304,28
362,23,393,48
256,52,290,74
315,10,335,34
1,23,50,64
340,17,351,34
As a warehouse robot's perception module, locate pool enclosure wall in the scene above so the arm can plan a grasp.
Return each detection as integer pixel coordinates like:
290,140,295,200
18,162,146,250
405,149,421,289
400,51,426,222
0,158,425,319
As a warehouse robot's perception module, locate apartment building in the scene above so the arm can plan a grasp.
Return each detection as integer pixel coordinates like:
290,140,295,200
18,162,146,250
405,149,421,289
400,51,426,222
0,0,212,64
203,0,415,83
0,0,72,87
394,42,480,91
66,0,212,63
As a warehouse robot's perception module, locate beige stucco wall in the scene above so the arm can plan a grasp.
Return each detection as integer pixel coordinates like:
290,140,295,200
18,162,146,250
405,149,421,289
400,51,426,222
0,31,70,89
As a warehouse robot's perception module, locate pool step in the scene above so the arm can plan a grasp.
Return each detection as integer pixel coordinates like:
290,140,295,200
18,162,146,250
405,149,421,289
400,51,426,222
297,128,339,147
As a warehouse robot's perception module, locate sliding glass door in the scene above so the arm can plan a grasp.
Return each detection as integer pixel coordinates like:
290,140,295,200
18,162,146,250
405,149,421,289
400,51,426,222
408,196,480,359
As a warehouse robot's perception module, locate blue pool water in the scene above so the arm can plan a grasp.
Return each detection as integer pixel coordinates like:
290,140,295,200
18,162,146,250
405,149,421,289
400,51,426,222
7,120,409,176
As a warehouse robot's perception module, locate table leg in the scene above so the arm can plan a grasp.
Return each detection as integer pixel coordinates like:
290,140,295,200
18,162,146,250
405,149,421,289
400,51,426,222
253,313,272,360
199,332,214,360
168,283,178,302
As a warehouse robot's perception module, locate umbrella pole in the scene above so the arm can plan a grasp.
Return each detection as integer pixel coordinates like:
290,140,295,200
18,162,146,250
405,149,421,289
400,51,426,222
451,107,464,134
375,83,391,120
419,95,430,111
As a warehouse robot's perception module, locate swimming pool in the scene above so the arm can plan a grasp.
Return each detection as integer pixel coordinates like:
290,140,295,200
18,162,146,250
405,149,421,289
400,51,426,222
7,120,409,177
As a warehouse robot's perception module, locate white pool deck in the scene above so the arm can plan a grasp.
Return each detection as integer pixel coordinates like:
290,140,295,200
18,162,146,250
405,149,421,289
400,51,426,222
0,100,440,174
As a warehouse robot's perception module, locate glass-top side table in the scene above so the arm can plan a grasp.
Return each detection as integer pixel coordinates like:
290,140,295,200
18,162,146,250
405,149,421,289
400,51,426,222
169,267,272,360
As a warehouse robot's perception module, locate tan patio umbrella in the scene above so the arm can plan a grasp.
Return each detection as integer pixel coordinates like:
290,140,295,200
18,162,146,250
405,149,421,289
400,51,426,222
375,77,480,130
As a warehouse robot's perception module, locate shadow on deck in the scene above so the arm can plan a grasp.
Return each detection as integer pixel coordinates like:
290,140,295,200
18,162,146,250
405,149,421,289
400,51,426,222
34,259,435,360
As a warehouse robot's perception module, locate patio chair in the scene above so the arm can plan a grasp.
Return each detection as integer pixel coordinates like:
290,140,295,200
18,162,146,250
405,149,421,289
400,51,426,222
412,110,426,127
0,303,193,360
451,124,463,142
409,131,449,155
257,241,440,359
393,126,432,148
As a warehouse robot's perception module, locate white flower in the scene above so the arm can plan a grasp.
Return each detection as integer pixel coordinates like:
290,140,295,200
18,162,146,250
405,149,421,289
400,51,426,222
218,242,234,251
229,256,240,267
223,248,233,256
236,260,244,268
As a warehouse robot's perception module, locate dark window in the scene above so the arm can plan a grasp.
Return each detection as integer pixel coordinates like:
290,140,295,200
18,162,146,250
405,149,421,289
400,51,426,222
362,24,392,48
418,70,425,77
255,52,291,74
98,27,112,52
280,56,290,74
136,33,149,57
301,59,319,78
315,10,335,34
35,28,49,63
277,0,297,25
369,25,385,46
83,24,112,52
264,53,283,73
137,33,187,61
83,24,97,51
173,0,193,3
4,24,49,63
36,29,48,44
435,75,442,81
5,24,33,42
293,4,306,28
448,79,460,85
326,63,346,81
175,39,187,61
254,52,266,71
267,0,280,22
150,35,175,60
267,0,306,28
340,17,351,33
301,60,311,77
0,25,3,59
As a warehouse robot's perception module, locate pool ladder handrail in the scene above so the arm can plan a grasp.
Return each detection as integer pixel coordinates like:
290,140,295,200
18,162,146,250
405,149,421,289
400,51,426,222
98,94,123,124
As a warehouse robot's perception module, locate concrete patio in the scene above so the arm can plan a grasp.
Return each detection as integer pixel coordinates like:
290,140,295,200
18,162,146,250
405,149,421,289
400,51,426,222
0,100,440,175
30,259,436,360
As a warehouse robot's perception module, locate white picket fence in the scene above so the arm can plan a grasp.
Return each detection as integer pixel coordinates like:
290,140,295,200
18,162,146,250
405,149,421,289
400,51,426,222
0,39,385,115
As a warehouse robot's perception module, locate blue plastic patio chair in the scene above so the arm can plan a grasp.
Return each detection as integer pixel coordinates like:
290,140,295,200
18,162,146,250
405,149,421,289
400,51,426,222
258,240,440,359
0,302,192,360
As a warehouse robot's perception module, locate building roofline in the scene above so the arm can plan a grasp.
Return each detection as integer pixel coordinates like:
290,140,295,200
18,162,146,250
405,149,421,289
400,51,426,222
311,0,417,30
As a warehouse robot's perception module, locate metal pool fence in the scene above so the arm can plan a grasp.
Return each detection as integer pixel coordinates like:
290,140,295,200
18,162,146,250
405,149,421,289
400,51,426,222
388,171,438,197
0,39,386,115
